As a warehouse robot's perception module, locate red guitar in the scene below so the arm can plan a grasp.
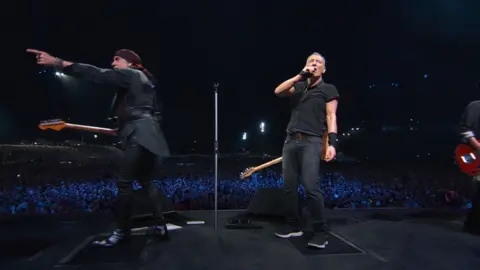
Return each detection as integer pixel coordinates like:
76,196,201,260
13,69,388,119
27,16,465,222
455,143,480,176
38,119,117,136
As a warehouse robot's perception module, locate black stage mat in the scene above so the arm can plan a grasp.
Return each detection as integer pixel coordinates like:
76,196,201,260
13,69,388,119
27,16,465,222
288,232,364,256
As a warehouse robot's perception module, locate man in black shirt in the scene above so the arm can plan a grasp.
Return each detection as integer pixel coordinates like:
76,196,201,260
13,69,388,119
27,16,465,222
27,48,171,246
274,52,339,248
458,100,480,235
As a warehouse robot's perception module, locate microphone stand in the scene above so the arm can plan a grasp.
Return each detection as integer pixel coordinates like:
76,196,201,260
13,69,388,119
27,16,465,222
213,82,219,231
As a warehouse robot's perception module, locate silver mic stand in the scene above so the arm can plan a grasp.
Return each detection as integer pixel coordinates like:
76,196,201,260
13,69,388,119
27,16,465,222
213,82,219,231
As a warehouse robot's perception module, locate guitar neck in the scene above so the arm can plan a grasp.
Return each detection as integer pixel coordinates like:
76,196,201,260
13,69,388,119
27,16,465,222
65,123,117,136
253,157,283,171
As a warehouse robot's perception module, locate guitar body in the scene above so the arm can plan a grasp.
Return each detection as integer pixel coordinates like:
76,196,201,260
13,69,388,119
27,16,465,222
455,143,480,176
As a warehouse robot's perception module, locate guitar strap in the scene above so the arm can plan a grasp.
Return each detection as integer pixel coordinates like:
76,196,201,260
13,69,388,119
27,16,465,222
107,92,120,128
153,89,162,123
109,92,119,114
108,76,162,125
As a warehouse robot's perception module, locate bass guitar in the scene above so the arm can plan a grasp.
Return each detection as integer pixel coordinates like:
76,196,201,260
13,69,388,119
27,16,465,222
240,133,330,179
38,119,117,136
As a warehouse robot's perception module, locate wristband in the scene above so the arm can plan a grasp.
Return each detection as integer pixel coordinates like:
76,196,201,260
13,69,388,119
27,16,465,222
54,57,64,70
327,132,338,148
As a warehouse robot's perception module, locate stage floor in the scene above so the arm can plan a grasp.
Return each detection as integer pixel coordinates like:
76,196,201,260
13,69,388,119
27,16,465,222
1,208,480,270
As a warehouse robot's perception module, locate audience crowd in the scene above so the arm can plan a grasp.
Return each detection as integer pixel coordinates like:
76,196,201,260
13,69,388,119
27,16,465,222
0,144,474,216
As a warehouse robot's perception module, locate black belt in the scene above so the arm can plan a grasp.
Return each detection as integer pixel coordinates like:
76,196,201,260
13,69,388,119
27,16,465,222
113,111,154,124
127,111,153,121
289,132,316,140
109,108,158,125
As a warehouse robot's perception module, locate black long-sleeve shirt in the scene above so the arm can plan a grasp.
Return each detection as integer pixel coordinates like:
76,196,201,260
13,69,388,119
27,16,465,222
62,63,170,157
62,63,159,121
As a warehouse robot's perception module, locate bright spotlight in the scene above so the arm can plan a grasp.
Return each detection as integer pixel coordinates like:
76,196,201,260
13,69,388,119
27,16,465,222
94,134,98,139
260,122,265,133
242,132,247,140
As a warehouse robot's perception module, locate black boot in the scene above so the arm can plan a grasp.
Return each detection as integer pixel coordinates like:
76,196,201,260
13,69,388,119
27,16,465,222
92,229,131,247
151,217,169,241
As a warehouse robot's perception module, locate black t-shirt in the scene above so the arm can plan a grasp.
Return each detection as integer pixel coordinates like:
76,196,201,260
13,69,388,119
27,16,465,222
458,100,480,142
286,80,339,136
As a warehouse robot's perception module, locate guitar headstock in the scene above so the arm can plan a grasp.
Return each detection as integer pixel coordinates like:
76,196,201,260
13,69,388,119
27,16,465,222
239,167,256,179
38,119,67,131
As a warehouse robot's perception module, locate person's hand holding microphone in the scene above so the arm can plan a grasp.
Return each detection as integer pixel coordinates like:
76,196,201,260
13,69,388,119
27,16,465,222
299,64,317,79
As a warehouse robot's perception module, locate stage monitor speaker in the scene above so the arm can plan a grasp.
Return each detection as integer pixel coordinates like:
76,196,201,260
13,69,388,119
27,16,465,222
247,188,286,217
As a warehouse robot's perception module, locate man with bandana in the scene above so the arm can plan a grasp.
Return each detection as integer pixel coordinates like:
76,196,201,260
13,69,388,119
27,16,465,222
27,48,171,246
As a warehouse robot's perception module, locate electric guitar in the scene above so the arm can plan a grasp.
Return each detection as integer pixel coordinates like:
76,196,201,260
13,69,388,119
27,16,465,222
455,143,480,176
38,119,117,136
240,133,330,179
240,157,283,179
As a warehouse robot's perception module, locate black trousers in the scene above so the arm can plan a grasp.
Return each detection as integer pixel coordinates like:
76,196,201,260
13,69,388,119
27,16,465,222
464,181,480,233
115,140,165,234
282,135,327,231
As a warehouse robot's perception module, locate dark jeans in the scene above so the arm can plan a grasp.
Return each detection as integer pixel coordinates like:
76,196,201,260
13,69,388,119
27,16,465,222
115,138,165,234
464,181,480,233
282,135,326,231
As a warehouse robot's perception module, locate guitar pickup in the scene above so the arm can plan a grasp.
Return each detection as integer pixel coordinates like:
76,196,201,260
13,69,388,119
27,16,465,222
461,153,477,164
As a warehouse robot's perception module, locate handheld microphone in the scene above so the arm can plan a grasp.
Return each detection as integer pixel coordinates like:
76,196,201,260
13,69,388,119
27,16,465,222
299,68,316,79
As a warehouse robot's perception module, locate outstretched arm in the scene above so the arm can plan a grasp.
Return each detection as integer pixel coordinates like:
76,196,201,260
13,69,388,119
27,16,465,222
26,48,130,88
61,63,130,87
